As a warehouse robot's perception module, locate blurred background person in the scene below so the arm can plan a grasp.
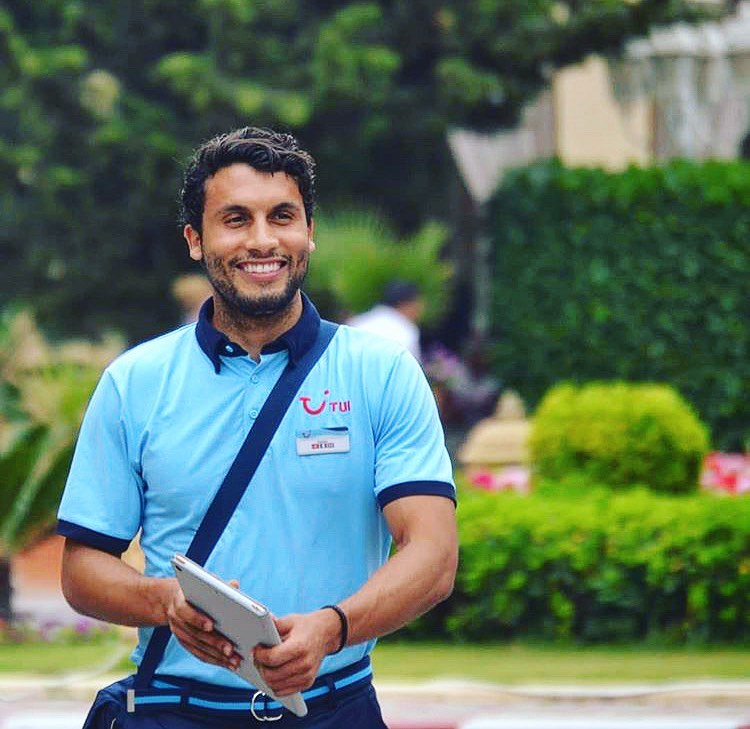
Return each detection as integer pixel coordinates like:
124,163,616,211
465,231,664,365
348,280,424,361
171,273,213,324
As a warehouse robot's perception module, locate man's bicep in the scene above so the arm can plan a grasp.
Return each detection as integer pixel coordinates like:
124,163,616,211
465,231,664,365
60,539,166,627
383,494,458,552
62,539,115,571
61,539,121,599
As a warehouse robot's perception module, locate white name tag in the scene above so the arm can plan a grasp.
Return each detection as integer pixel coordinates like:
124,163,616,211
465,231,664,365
296,429,350,456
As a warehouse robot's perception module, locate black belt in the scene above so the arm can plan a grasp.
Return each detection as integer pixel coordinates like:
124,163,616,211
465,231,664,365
126,657,372,721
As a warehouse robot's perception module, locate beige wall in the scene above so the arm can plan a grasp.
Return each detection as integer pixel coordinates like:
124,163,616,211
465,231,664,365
552,55,652,169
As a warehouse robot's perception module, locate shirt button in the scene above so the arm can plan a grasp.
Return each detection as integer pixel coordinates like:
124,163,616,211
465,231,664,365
249,409,259,419
225,345,234,354
251,375,259,384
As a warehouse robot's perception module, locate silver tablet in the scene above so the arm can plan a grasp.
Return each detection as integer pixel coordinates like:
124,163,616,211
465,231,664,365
171,553,307,717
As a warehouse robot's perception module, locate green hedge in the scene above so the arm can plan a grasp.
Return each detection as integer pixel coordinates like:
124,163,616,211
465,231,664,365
489,160,750,450
408,484,750,644
530,382,709,493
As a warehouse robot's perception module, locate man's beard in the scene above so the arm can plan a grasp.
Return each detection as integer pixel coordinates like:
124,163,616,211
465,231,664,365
202,252,309,319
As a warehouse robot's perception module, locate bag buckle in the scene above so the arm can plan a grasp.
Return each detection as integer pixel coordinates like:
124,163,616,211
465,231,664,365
250,690,283,722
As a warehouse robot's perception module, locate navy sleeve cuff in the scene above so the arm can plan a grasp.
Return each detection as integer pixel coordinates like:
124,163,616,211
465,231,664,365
56,519,132,556
376,481,457,509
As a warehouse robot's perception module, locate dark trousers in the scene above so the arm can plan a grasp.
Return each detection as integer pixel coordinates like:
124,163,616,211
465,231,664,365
83,676,389,729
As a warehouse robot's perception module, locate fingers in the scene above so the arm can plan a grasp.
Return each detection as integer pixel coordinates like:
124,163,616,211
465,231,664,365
172,621,240,667
273,615,293,639
253,614,325,695
254,651,318,696
167,590,241,669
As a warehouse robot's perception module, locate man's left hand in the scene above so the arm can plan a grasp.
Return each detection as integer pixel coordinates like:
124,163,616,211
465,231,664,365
252,608,342,696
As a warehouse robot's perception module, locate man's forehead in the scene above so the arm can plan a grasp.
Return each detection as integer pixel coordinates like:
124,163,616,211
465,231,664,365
204,163,302,206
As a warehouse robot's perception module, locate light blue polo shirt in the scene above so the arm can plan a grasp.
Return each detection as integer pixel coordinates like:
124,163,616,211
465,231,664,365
57,293,454,687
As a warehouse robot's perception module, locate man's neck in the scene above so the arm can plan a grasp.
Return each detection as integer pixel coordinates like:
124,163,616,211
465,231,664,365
211,294,303,362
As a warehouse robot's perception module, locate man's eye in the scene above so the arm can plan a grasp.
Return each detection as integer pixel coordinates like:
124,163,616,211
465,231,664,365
226,216,244,225
273,210,294,221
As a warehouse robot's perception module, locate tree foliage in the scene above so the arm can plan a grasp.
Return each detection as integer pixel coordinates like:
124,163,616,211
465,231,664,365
0,1,709,342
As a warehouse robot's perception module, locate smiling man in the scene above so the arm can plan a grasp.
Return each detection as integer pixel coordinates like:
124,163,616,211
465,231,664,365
184,162,313,330
56,127,458,729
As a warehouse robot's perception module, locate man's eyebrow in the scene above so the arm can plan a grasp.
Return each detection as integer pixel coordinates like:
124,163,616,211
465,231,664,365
216,204,249,217
215,201,301,217
271,201,302,215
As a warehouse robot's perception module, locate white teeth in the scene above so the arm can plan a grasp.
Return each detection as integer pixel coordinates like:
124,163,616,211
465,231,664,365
240,261,282,274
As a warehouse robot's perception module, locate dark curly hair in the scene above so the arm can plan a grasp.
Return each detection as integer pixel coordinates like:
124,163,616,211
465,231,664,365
179,127,316,233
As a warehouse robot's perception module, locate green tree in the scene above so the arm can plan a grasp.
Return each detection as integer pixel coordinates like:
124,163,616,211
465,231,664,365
0,1,715,342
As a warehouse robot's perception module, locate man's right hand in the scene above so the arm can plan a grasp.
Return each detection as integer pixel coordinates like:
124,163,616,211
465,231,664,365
61,542,243,670
163,577,242,670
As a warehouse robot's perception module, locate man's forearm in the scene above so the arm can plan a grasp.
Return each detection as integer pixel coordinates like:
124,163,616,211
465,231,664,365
62,539,177,627
338,497,458,646
339,541,454,646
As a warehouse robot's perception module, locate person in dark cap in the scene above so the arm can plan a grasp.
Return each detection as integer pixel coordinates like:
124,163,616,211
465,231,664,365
348,279,425,361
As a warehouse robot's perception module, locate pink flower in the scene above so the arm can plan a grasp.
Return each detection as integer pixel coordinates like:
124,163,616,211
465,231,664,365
470,470,495,490
700,453,750,495
469,467,531,494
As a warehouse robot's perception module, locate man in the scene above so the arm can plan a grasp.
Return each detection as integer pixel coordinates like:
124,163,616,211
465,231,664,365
57,127,457,728
348,280,424,361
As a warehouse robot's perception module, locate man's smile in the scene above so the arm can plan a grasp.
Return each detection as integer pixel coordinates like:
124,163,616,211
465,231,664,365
237,260,287,274
234,258,291,284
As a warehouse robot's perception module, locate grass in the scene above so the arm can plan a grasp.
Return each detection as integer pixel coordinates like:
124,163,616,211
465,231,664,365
2,638,750,684
372,641,750,684
0,638,128,674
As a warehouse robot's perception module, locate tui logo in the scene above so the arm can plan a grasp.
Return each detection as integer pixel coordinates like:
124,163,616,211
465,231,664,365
299,390,351,415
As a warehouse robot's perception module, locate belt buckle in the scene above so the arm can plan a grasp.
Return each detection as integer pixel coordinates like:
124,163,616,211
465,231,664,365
250,690,283,722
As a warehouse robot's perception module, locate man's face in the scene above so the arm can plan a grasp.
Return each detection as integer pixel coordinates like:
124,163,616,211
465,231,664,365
183,163,314,318
402,297,425,324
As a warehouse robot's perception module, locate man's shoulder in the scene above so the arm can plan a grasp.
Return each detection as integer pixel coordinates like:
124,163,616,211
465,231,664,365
332,324,426,388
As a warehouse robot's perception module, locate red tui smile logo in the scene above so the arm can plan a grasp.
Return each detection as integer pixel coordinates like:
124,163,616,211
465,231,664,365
299,390,351,415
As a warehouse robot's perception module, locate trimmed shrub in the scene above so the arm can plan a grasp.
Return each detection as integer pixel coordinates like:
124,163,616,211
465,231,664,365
438,483,750,644
530,381,710,494
489,159,750,450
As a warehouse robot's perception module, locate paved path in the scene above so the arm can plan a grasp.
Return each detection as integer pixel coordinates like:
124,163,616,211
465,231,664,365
378,680,750,728
2,675,750,729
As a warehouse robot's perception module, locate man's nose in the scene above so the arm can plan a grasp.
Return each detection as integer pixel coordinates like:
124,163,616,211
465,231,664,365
246,221,278,251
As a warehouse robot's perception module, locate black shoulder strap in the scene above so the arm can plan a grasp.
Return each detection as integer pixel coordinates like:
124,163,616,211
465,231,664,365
135,320,338,688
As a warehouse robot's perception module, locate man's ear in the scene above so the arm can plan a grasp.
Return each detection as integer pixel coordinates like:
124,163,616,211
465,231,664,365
308,220,316,252
184,225,203,261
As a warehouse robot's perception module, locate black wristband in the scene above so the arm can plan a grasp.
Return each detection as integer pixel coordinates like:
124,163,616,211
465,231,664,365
321,604,348,654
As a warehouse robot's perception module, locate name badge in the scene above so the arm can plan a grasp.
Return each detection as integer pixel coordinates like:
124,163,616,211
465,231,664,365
296,428,350,456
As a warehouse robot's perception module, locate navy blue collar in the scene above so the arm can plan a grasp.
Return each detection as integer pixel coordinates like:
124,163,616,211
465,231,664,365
195,292,322,373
